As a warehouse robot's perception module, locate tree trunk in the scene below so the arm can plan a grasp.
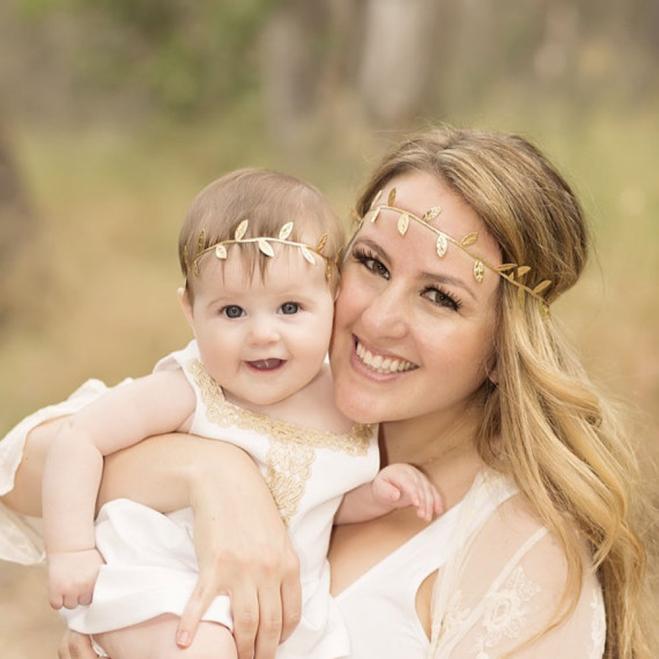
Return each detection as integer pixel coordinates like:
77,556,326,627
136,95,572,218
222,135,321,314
358,0,442,125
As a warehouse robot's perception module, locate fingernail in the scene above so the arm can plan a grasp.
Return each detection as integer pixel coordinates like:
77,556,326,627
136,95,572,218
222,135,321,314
177,631,190,647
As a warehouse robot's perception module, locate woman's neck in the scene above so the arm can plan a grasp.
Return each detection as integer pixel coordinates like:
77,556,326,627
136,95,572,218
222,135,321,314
380,404,485,508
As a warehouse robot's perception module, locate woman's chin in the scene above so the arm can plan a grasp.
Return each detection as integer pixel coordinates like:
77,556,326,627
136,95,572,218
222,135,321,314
333,388,383,425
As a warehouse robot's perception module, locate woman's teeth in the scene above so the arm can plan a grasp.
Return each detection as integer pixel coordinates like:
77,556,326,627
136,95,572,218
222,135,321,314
355,341,416,374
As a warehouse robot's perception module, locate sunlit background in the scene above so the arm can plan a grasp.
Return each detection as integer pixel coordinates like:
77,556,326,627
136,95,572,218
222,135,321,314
1,1,657,655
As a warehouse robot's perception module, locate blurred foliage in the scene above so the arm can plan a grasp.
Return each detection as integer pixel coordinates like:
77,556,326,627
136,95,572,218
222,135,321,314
13,0,276,115
2,0,657,122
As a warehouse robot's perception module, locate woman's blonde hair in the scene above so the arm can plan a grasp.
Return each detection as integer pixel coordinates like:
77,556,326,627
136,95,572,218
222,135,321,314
355,127,654,657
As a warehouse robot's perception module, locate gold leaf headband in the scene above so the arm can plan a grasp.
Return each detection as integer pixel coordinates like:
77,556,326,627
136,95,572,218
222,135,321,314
184,220,333,280
353,188,552,313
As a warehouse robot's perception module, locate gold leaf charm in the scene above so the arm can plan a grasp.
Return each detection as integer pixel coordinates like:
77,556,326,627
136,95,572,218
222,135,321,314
370,189,383,209
532,280,552,295
234,219,249,240
461,232,479,247
422,206,442,222
516,265,531,278
316,233,328,254
387,188,397,207
300,246,316,264
495,263,517,272
368,207,381,223
473,260,485,282
258,239,274,257
436,233,448,257
517,285,526,304
215,244,228,259
278,221,294,240
197,228,206,255
397,212,410,236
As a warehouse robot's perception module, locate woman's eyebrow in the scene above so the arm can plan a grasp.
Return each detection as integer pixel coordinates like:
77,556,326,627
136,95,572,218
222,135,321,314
355,238,390,261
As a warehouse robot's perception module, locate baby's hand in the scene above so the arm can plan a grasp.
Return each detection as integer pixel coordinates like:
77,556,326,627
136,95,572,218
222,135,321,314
372,463,444,521
47,548,104,609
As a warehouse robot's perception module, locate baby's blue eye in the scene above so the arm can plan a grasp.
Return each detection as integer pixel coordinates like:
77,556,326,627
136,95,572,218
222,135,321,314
222,305,245,319
280,302,300,315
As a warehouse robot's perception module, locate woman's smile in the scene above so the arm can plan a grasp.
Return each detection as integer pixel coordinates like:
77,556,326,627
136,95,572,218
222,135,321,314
352,335,418,378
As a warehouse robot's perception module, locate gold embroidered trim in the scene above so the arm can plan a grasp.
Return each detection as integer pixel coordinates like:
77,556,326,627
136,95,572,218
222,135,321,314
189,360,374,523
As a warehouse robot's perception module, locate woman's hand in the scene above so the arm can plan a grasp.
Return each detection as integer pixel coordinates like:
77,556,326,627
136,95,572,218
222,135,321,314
97,433,301,659
175,446,301,659
57,630,98,659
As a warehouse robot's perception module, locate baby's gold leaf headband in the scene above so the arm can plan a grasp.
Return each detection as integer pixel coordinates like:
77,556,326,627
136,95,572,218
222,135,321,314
185,220,333,280
353,188,553,312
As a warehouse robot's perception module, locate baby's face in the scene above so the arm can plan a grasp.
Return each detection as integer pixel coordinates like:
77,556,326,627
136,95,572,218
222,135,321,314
184,244,334,407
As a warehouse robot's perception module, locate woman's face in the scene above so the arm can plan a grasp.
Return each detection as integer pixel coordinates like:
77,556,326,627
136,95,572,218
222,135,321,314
330,170,502,424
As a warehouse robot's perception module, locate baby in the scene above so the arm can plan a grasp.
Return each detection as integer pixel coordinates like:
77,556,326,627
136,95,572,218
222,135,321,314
35,169,441,658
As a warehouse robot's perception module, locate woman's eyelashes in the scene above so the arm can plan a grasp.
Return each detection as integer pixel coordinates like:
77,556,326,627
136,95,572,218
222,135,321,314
353,246,462,311
422,286,462,312
352,247,390,279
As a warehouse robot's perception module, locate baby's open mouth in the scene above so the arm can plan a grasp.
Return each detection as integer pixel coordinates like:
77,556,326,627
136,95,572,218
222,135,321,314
246,358,286,371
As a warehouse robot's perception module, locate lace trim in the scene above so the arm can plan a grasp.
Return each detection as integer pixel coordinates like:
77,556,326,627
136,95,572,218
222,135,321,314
438,565,540,658
474,565,540,656
190,359,374,523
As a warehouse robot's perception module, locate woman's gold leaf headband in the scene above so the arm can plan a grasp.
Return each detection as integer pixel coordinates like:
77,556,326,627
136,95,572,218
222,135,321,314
353,188,553,313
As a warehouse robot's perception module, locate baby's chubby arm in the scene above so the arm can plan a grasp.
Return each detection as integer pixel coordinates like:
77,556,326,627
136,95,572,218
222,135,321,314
42,369,195,609
334,463,444,525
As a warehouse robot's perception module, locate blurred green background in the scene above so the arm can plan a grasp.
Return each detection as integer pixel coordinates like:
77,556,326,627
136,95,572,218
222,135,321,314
0,1,657,656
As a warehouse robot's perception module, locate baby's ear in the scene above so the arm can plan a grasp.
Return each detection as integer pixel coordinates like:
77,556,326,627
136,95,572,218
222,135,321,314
177,287,194,328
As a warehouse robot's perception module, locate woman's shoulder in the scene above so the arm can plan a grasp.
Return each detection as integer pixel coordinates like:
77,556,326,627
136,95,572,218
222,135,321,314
430,469,605,658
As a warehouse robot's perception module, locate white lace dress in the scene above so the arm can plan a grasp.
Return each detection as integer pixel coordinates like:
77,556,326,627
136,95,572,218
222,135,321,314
336,469,606,658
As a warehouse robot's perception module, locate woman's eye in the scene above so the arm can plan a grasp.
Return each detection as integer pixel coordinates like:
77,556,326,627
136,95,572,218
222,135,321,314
221,305,245,319
423,288,461,312
280,302,300,315
354,249,390,279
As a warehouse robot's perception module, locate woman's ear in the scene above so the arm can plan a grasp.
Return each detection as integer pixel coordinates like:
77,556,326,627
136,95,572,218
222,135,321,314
177,287,194,330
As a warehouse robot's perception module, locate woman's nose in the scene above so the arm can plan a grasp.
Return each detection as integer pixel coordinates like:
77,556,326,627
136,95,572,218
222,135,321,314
360,282,408,340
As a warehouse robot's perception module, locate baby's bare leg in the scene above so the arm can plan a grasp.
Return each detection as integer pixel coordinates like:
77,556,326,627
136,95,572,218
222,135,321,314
0,415,70,516
95,614,237,659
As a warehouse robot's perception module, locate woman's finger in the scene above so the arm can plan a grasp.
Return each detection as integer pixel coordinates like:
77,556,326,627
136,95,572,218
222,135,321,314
279,550,301,642
253,582,282,659
231,584,260,659
176,579,214,648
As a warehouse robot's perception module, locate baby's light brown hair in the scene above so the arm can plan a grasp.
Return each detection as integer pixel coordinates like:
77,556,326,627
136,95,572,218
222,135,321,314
179,168,344,299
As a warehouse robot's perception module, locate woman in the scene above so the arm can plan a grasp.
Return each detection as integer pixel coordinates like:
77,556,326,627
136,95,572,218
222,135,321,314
1,127,652,658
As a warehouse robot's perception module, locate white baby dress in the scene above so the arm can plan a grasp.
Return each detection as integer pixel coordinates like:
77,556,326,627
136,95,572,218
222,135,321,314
1,340,379,659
